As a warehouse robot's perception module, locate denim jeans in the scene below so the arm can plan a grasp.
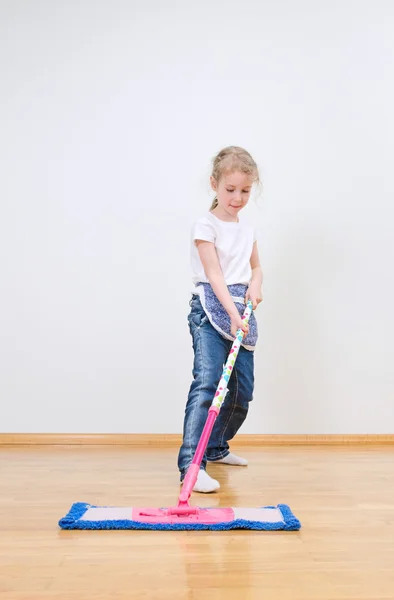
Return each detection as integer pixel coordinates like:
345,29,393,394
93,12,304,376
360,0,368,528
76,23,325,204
177,294,254,480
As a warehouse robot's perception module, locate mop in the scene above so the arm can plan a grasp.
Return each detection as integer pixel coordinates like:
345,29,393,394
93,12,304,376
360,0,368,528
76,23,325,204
59,301,301,531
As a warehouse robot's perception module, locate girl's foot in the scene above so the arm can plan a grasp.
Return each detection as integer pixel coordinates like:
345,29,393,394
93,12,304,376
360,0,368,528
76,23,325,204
191,469,220,493
212,453,248,466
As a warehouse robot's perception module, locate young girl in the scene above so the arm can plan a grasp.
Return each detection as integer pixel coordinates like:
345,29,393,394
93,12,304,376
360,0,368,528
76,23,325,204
177,146,263,493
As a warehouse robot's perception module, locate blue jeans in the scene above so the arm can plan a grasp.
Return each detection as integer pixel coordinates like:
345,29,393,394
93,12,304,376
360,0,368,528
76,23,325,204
177,295,254,480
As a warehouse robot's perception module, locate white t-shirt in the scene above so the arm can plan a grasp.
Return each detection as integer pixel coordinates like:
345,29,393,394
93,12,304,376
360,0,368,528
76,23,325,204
191,211,256,287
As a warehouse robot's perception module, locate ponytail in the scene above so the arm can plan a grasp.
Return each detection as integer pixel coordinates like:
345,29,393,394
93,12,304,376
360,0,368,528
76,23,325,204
210,196,218,210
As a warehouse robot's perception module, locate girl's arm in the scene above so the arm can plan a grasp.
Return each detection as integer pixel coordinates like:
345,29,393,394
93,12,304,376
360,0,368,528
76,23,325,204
246,242,263,309
196,240,248,335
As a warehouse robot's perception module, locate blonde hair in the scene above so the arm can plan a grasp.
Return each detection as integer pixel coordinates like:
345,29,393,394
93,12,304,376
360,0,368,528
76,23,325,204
210,146,260,210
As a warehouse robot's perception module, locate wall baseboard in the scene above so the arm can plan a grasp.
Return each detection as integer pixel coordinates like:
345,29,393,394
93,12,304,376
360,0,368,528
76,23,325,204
1,433,394,446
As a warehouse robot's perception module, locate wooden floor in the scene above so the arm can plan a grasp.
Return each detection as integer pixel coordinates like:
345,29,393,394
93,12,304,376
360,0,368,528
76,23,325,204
1,445,394,599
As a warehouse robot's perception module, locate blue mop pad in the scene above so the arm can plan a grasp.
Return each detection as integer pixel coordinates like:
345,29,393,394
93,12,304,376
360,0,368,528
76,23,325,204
58,502,301,531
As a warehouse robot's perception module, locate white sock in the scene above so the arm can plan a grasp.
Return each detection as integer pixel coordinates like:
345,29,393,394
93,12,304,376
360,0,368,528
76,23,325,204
192,469,220,493
213,453,248,466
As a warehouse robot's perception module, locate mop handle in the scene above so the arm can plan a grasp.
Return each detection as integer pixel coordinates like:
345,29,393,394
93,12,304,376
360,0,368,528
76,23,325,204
211,299,254,411
177,300,254,508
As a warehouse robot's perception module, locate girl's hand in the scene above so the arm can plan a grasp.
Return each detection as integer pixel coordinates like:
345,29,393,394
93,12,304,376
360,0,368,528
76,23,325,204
245,283,263,310
230,312,249,338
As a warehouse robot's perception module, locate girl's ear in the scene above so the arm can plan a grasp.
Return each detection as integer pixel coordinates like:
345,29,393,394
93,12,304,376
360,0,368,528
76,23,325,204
210,176,218,191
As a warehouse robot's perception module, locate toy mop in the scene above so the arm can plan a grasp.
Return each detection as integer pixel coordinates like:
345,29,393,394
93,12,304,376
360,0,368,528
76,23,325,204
59,301,301,531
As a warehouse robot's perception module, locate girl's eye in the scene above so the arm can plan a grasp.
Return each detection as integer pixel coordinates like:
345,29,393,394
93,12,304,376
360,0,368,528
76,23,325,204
226,189,234,193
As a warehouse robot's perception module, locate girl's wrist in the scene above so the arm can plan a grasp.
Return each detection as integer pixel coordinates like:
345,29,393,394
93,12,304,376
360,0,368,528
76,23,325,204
228,306,239,319
250,267,263,286
249,278,262,289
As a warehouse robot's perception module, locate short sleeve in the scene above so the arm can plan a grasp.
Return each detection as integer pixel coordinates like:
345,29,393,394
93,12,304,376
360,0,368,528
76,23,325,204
192,217,216,243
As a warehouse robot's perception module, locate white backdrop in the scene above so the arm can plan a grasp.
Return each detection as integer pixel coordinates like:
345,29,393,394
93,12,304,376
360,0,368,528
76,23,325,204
1,0,393,433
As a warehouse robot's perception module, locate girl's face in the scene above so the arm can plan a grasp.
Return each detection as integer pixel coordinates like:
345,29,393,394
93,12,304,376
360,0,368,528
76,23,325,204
210,171,254,221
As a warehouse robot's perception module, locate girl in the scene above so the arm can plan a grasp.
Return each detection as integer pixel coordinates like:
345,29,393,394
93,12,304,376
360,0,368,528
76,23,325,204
177,146,263,493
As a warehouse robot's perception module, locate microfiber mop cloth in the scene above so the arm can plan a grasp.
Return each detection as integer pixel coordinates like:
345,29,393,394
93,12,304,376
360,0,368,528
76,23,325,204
58,502,301,531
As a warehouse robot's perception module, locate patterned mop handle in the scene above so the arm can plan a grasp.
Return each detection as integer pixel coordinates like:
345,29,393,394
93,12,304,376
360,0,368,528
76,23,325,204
176,299,254,510
211,299,254,410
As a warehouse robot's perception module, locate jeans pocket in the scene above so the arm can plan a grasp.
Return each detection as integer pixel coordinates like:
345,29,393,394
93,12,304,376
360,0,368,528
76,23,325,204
188,309,209,329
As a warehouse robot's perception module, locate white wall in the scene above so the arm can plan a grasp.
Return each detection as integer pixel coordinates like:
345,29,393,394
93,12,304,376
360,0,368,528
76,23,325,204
1,0,393,434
